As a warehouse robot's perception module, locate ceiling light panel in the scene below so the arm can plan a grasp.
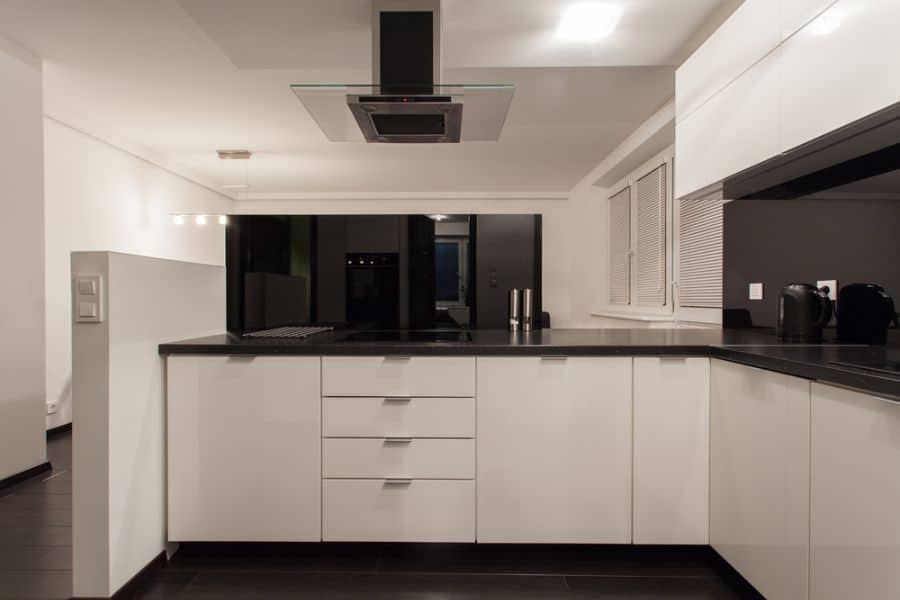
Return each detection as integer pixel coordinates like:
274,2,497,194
558,2,622,42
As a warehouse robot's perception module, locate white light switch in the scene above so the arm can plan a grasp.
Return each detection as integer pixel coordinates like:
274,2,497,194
77,279,96,295
749,283,764,300
74,275,103,323
78,301,97,319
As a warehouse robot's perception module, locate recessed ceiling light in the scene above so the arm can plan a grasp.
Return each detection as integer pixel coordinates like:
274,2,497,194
558,2,622,42
173,215,185,226
428,214,449,222
195,215,207,226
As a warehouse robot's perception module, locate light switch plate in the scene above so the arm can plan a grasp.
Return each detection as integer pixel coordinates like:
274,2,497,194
749,282,764,301
74,274,103,323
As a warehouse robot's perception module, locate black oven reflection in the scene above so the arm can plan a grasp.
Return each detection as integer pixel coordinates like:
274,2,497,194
345,253,400,328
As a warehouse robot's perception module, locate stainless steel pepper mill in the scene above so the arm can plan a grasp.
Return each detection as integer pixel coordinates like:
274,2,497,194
522,288,534,332
508,288,521,331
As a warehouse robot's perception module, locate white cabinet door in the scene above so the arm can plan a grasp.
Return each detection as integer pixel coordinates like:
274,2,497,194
780,0,900,152
633,357,709,545
710,359,810,600
779,0,835,40
676,0,780,122
322,356,475,397
675,45,783,198
167,356,321,541
476,356,632,543
810,383,900,600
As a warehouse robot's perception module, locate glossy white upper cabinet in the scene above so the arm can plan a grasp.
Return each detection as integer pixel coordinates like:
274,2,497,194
676,0,780,122
675,46,783,199
167,356,322,541
710,360,810,600
810,383,900,600
780,0,837,40
633,357,709,545
476,357,632,544
779,0,900,152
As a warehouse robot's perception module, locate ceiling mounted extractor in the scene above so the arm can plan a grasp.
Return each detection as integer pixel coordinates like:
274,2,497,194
291,0,514,143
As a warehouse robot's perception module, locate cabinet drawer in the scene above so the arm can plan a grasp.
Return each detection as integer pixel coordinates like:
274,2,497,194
323,479,475,542
323,396,475,438
323,438,474,479
322,356,475,397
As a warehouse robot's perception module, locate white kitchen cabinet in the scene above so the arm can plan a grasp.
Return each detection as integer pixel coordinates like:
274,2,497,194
322,438,475,479
676,0,780,123
810,383,900,600
476,356,632,543
323,479,475,542
779,0,900,152
322,396,475,438
675,45,783,199
633,357,709,545
779,0,836,40
167,356,321,541
322,356,475,397
710,359,810,600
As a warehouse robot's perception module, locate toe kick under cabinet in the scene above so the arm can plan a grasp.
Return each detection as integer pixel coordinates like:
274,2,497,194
321,356,477,542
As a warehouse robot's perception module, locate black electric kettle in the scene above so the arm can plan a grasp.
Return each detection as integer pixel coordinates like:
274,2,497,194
777,283,833,343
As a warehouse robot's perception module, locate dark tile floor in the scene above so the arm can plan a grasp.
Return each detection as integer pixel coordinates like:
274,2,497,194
0,432,762,599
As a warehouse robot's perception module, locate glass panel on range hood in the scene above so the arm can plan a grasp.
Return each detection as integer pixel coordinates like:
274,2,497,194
291,84,515,142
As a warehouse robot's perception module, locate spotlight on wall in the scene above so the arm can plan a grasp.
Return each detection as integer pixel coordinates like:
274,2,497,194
173,215,185,225
218,215,228,225
195,215,207,225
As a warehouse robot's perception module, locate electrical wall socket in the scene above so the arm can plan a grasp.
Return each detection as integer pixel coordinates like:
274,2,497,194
749,282,764,300
47,402,58,415
817,279,838,302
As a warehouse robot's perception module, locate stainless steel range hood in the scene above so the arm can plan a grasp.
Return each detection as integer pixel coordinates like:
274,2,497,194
292,1,513,143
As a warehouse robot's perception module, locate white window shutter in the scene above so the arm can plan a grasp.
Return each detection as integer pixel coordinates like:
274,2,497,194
636,165,667,305
678,186,723,308
608,187,631,306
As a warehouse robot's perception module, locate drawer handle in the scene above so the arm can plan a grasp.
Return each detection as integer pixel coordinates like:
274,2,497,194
383,396,413,402
384,477,413,485
540,355,568,361
383,437,413,444
384,356,412,361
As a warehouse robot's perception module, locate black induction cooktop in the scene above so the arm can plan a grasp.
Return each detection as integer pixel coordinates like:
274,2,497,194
343,330,472,343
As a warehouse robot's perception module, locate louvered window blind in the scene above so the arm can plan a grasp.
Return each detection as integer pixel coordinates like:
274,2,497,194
678,187,723,308
636,165,667,305
608,187,631,305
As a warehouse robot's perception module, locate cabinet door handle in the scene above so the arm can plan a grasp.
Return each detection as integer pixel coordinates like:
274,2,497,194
540,355,568,361
383,396,413,402
384,477,413,485
384,356,412,361
383,437,413,444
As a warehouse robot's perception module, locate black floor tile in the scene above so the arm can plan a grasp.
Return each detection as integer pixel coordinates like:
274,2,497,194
3,525,72,548
565,574,753,599
0,493,72,510
0,546,70,571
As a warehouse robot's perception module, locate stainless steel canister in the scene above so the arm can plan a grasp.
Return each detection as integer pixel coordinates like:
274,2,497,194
508,288,521,331
521,288,534,332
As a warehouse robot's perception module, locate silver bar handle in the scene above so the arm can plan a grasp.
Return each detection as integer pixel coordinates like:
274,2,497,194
383,396,413,402
540,355,568,361
384,356,412,361
383,437,413,444
384,477,413,485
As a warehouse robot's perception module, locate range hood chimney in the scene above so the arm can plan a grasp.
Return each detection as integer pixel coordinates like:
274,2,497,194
291,0,514,143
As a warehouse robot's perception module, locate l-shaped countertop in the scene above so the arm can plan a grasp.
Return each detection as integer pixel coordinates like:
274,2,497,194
159,328,900,400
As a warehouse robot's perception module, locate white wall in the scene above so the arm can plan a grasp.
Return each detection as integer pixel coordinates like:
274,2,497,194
0,39,47,480
44,119,232,428
72,252,224,598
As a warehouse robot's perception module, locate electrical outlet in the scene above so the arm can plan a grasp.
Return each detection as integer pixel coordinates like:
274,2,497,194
46,402,58,415
749,282,764,301
817,279,838,303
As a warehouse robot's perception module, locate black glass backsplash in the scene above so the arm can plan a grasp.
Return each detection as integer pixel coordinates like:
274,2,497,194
226,214,541,334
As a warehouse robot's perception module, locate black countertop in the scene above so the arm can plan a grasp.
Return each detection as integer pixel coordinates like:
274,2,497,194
158,328,900,400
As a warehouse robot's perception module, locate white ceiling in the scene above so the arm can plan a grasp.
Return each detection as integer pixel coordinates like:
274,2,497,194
0,0,740,197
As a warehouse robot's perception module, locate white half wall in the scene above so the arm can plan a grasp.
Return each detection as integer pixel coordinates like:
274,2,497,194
0,39,47,480
72,252,224,598
44,119,232,429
